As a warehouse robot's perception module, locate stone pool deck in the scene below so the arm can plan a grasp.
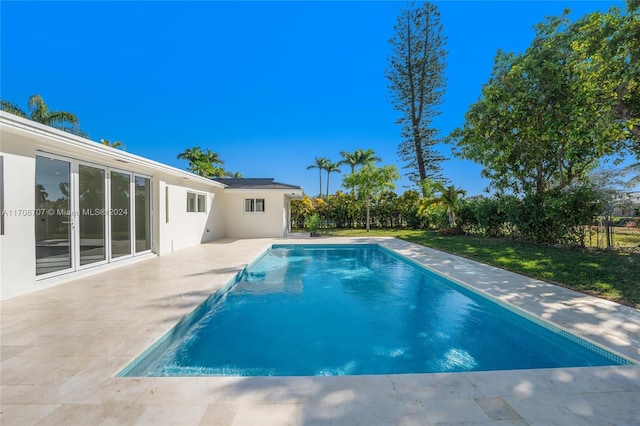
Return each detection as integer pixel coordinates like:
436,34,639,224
1,237,639,425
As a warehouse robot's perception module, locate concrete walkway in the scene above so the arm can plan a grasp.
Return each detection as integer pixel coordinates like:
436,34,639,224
1,237,639,425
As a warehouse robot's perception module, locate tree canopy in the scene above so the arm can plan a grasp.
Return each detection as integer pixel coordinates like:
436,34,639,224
342,164,399,231
451,3,639,196
177,146,227,178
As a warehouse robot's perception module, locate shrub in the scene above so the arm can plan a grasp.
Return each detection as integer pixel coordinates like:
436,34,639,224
307,214,321,236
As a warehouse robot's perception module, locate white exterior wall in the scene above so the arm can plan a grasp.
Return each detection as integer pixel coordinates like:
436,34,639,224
0,133,38,300
0,113,227,300
0,113,302,300
156,177,225,255
223,191,291,238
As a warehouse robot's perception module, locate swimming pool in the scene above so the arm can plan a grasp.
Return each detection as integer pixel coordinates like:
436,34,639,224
119,244,632,377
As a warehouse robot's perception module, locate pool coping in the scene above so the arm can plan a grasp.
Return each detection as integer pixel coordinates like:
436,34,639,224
1,236,639,425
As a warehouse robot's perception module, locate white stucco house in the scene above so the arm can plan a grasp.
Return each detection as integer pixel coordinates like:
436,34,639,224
0,111,303,300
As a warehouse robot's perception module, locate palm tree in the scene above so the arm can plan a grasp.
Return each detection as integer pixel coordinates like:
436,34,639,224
420,182,466,227
177,146,226,178
0,101,27,118
100,139,124,149
339,148,382,174
1,94,86,136
307,156,330,198
324,161,342,198
355,148,381,169
177,146,204,163
339,150,360,174
340,149,380,195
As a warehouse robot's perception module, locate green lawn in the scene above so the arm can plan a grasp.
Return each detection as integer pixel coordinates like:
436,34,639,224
322,228,640,308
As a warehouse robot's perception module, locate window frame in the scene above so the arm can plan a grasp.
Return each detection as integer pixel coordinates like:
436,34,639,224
187,191,206,213
244,198,265,213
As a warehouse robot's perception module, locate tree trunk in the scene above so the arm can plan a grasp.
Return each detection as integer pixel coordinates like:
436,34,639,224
448,208,455,227
536,164,544,195
366,199,371,232
413,127,427,181
326,172,330,198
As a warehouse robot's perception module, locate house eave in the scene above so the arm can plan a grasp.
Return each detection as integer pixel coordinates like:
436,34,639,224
0,111,226,188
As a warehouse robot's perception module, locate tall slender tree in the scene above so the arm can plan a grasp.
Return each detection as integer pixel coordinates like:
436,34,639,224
339,150,360,174
387,1,447,184
307,156,330,198
324,161,342,198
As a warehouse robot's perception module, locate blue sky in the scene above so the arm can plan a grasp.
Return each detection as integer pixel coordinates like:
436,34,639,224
1,1,627,196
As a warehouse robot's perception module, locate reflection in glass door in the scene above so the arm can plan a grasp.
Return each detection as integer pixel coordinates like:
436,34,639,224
78,164,106,266
35,156,72,275
110,171,131,259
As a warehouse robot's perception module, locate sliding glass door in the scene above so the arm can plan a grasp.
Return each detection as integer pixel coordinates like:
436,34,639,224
135,176,151,253
35,155,72,276
110,171,132,259
35,154,152,277
78,164,106,266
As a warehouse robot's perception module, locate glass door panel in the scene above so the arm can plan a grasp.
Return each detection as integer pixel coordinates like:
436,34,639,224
78,165,106,266
135,176,151,253
110,171,131,258
35,156,72,275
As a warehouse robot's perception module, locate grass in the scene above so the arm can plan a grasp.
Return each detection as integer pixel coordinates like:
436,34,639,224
322,228,640,308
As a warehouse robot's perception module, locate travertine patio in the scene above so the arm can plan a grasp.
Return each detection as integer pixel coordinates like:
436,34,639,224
1,237,639,425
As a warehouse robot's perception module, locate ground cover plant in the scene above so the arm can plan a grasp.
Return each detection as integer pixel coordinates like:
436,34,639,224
324,228,640,308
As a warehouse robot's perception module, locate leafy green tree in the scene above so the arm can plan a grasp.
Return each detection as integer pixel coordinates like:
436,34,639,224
339,148,381,195
324,160,342,198
343,165,399,231
100,139,124,150
419,181,466,227
397,189,424,228
387,1,447,183
569,1,640,155
452,13,618,196
1,94,87,137
177,146,226,178
306,156,330,198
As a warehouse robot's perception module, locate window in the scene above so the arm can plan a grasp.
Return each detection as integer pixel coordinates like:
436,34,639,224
197,194,206,212
244,198,265,213
187,192,197,212
187,192,206,213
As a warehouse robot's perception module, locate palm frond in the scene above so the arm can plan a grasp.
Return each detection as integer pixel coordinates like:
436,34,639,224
0,100,27,118
47,111,79,127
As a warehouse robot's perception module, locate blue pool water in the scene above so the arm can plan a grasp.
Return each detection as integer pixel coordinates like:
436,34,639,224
120,244,631,377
